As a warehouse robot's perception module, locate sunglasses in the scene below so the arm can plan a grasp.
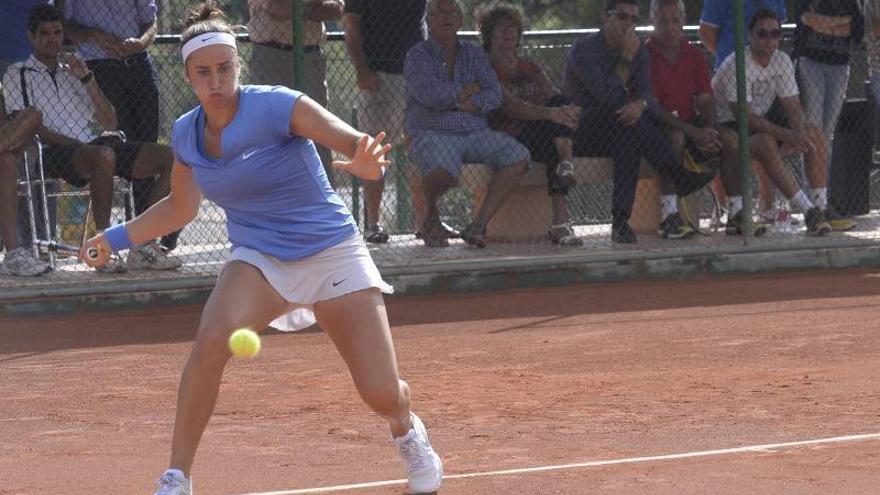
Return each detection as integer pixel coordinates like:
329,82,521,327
755,28,782,40
607,10,641,24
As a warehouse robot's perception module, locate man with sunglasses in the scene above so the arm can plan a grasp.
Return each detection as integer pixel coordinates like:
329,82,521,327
712,8,852,237
700,0,787,69
564,0,715,244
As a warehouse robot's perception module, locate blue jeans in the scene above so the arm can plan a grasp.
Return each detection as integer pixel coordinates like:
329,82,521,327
410,128,531,178
796,57,849,174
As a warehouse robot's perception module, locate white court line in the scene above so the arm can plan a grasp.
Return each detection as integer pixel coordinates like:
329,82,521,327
236,432,880,495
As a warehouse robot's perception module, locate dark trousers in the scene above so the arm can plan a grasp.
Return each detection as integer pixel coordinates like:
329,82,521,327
515,94,575,196
89,53,180,249
575,113,682,226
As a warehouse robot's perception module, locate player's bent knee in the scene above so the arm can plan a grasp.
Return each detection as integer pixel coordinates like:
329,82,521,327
358,379,408,417
191,325,237,362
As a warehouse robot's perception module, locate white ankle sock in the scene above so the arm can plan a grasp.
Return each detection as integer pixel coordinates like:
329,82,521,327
728,196,743,215
811,187,827,209
394,428,416,444
791,190,814,212
164,469,186,479
661,195,678,216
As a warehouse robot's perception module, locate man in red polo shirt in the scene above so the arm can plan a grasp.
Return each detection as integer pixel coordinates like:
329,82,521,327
647,0,765,236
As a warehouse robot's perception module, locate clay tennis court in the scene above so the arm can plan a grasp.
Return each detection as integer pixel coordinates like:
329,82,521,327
2,268,880,494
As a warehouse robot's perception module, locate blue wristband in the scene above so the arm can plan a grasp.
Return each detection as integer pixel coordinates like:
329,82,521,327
103,223,134,252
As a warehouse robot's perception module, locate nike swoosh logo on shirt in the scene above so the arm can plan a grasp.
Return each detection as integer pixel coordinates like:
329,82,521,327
241,149,259,160
331,278,349,287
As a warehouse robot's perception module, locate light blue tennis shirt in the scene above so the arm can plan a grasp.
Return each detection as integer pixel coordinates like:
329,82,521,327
172,85,357,261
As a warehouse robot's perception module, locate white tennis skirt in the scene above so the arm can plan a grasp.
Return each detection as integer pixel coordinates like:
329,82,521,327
227,234,393,332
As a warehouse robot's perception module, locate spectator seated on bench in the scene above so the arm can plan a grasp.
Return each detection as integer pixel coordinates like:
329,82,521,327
562,0,715,244
403,0,528,249
478,1,584,246
712,9,857,236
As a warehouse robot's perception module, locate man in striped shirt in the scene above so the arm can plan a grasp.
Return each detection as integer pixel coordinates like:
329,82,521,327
403,0,529,248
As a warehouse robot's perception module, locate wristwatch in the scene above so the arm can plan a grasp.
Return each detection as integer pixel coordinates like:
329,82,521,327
79,71,94,84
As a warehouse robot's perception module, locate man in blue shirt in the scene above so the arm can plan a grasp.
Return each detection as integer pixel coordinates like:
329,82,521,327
403,0,529,248
564,0,715,244
700,0,788,69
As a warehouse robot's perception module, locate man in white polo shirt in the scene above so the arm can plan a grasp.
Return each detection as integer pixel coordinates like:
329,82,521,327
2,4,180,271
712,8,856,236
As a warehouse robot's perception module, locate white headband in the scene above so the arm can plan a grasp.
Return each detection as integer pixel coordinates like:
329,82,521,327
181,32,237,62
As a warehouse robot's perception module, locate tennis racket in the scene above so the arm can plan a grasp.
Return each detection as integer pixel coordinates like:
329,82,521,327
34,240,100,261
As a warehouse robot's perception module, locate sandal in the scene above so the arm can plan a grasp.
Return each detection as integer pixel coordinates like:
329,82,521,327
364,225,389,244
415,221,460,240
555,160,576,189
549,222,583,246
460,223,487,248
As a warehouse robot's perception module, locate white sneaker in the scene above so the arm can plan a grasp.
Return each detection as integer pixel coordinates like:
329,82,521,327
2,247,50,276
154,469,191,495
128,242,182,270
395,413,443,494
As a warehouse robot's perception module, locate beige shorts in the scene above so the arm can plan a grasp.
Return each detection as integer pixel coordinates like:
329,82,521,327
358,71,406,145
228,235,393,331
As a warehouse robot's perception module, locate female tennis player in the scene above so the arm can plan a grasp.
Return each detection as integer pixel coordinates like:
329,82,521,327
80,3,442,494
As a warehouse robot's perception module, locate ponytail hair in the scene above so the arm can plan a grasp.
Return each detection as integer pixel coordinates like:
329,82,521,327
181,2,236,46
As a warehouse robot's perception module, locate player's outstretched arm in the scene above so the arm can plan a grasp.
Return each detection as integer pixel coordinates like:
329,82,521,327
289,95,391,181
80,160,202,267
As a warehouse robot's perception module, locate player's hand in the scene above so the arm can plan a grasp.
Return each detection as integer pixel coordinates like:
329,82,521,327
80,233,111,268
547,105,582,129
357,69,380,92
615,100,643,126
333,132,392,181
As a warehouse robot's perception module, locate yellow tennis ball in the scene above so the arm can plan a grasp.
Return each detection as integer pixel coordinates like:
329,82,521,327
228,328,261,358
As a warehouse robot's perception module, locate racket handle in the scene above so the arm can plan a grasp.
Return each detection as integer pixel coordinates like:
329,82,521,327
85,247,100,261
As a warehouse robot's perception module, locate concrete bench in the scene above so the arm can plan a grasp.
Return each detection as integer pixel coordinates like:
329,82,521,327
460,157,663,242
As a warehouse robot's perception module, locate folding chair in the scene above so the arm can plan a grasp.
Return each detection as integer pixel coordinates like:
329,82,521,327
17,135,136,268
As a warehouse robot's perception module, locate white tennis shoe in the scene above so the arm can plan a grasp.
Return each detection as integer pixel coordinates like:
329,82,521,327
154,469,191,495
395,413,443,494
